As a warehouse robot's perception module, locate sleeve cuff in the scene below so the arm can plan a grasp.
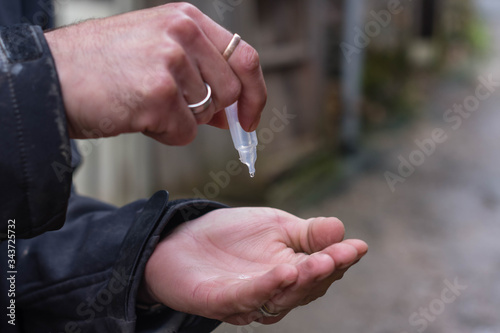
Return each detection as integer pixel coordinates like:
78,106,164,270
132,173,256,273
110,191,226,333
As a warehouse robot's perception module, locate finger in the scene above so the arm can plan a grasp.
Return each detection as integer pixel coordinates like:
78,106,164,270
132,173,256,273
215,264,298,317
223,308,291,326
305,240,368,301
142,76,198,145
299,257,364,308
175,60,216,125
283,216,346,254
226,41,267,132
319,267,349,291
296,267,349,307
166,12,241,115
266,253,334,313
187,82,216,125
293,240,367,305
268,244,364,311
187,36,242,117
163,41,215,124
321,239,367,269
343,239,369,257
254,309,291,325
184,7,267,131
206,110,228,129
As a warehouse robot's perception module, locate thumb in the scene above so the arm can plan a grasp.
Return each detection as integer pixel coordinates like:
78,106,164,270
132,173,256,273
285,217,345,254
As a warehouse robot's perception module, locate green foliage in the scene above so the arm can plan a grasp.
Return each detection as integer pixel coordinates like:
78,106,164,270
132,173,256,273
362,48,416,130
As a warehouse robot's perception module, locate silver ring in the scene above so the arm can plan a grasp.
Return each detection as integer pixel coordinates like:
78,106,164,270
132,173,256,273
259,304,281,318
188,83,212,114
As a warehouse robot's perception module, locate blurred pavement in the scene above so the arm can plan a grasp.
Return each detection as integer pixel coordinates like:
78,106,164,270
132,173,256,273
215,0,500,332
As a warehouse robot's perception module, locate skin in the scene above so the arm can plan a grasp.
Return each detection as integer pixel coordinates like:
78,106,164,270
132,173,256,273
143,207,368,325
43,2,368,325
45,2,266,145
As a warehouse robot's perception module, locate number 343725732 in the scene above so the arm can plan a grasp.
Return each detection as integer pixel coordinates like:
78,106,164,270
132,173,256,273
7,219,15,268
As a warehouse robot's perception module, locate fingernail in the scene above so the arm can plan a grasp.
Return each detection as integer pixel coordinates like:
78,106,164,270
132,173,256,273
249,117,260,132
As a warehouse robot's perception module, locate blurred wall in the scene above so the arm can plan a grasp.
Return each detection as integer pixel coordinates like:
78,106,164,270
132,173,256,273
60,0,477,207
63,0,336,206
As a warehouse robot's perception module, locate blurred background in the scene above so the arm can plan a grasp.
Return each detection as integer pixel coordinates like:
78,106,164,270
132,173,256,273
57,0,500,332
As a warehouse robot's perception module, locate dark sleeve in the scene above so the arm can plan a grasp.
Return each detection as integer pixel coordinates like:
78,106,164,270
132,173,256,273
0,24,72,240
0,190,224,333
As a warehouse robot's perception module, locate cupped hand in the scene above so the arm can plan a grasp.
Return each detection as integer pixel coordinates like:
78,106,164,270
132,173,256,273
45,3,266,145
142,207,368,325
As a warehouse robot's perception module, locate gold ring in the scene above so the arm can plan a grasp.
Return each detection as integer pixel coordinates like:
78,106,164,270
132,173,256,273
222,33,241,61
259,304,281,318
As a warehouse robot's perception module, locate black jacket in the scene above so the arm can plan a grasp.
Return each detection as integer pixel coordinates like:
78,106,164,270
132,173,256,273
0,1,222,332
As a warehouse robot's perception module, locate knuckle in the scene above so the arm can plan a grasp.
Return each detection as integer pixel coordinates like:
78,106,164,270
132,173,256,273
301,295,318,306
163,120,196,146
159,75,179,100
176,122,197,145
238,44,262,75
223,80,242,106
195,107,216,125
135,112,160,135
317,288,328,298
333,217,346,236
182,16,201,40
172,2,200,17
165,44,188,73
169,14,201,43
325,216,345,237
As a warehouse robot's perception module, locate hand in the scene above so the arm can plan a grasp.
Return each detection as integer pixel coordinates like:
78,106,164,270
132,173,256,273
142,207,368,325
45,3,266,145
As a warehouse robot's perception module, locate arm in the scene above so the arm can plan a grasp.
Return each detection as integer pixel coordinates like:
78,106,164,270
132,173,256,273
0,191,226,333
1,2,266,239
1,4,367,330
0,24,72,240
0,0,266,303
0,190,367,332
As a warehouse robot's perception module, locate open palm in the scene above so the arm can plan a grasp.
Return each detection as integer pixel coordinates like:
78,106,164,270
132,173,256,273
143,207,368,325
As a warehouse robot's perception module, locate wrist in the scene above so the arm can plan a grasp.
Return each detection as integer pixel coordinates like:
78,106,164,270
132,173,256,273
136,275,165,314
137,274,161,305
44,27,84,139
